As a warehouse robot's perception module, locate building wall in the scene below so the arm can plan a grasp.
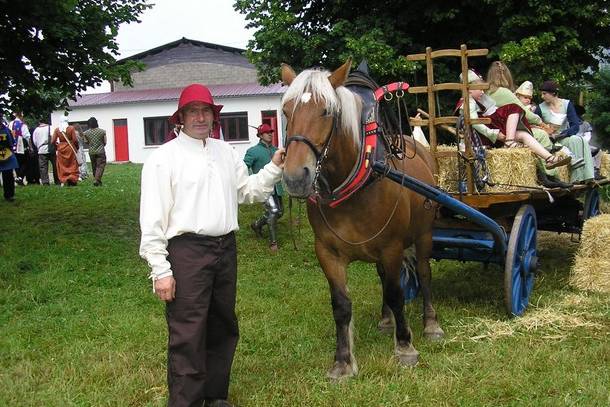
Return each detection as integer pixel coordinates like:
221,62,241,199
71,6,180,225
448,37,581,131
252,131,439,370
53,95,283,164
113,62,258,91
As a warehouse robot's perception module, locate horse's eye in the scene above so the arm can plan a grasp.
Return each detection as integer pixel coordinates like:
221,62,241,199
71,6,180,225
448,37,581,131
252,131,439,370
322,109,329,116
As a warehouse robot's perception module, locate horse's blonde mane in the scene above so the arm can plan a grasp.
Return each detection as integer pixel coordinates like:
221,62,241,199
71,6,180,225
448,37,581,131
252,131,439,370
282,69,362,146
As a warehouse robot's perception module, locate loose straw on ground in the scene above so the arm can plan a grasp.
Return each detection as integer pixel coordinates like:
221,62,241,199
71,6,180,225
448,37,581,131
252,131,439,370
447,293,605,342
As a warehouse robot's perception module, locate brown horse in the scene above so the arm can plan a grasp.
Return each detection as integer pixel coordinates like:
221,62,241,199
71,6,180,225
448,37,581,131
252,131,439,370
281,60,444,379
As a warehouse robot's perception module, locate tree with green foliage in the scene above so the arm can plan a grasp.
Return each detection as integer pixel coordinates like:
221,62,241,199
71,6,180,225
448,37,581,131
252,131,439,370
234,0,610,90
587,67,610,148
0,0,152,118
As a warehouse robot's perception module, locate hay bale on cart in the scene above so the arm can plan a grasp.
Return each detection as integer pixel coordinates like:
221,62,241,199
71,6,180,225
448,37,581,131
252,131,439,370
436,146,538,192
601,151,610,178
570,214,610,293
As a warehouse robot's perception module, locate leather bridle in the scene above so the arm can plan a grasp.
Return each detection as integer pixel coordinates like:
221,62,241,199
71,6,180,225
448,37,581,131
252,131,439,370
284,115,338,196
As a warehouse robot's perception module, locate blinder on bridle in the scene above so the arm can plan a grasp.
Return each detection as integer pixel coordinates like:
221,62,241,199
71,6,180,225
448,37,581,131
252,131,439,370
284,114,338,195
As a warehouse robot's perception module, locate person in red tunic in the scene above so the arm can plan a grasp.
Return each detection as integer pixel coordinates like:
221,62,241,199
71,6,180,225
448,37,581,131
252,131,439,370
51,118,80,186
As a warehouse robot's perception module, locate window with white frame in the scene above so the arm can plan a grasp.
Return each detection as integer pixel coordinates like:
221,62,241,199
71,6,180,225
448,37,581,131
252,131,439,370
220,112,249,141
144,116,170,146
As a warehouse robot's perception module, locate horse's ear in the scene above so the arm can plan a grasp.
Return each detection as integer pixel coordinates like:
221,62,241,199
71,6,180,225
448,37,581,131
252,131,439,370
329,58,352,89
281,63,297,86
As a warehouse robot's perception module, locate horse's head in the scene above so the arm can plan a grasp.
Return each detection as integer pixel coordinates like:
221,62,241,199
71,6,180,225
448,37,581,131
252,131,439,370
280,59,361,198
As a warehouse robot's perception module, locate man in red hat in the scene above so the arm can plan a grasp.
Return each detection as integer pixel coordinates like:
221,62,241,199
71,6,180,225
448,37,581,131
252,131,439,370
244,123,284,252
139,83,285,407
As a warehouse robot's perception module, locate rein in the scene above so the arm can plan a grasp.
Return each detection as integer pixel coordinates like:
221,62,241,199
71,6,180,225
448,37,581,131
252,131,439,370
316,161,405,246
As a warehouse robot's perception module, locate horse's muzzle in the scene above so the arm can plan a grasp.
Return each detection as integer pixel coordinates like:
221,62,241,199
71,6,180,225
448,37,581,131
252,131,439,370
283,167,314,198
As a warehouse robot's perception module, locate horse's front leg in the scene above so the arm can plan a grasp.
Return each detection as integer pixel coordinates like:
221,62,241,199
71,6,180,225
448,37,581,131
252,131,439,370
415,234,445,341
315,242,357,380
380,254,420,366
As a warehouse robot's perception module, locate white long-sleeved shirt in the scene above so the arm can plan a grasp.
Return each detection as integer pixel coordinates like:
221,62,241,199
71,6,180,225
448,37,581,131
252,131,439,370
139,131,282,282
32,124,51,154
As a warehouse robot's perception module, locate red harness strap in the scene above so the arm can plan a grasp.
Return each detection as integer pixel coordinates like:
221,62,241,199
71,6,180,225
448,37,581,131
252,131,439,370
308,122,378,208
373,82,410,102
326,123,378,208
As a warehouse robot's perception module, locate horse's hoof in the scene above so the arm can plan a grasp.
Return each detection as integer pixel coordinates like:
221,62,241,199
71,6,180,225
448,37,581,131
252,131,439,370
395,344,419,366
377,318,394,334
327,361,357,380
424,326,445,342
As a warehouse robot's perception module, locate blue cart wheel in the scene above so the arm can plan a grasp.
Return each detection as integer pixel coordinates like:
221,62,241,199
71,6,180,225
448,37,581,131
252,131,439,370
504,204,537,317
400,259,420,302
583,188,600,222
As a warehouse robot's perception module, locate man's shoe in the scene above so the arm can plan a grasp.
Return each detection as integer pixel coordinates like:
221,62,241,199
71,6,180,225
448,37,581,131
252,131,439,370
594,168,606,181
269,242,279,253
538,170,570,189
537,170,558,188
546,175,572,189
4,196,15,202
250,221,263,238
205,399,234,407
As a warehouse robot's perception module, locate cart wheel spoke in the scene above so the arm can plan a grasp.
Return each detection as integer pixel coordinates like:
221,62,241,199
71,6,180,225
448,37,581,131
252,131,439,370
504,204,537,317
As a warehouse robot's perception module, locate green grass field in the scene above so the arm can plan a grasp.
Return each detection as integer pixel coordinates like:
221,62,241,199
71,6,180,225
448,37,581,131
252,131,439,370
1,164,608,406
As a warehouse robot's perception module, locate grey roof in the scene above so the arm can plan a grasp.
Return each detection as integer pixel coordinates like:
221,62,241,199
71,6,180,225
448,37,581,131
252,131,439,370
118,37,253,70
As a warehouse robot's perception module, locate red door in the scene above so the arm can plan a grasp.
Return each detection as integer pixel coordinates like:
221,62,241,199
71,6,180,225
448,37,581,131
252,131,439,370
113,119,129,162
261,111,279,146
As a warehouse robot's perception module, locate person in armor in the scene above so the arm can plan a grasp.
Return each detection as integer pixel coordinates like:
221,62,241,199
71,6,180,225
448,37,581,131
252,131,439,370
244,123,284,252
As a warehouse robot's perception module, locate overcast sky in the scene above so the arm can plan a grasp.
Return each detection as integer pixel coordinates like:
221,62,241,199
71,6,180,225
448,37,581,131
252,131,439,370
117,0,254,57
87,0,254,92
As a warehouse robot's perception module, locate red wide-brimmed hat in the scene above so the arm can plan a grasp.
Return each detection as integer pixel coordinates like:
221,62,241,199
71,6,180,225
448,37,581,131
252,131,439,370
169,84,223,125
257,123,274,135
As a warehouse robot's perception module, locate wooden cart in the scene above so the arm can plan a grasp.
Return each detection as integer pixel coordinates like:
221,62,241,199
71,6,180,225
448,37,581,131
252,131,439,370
373,45,608,316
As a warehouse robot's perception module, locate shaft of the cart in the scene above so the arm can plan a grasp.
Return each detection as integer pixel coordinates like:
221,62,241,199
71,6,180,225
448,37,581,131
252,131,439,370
372,161,507,258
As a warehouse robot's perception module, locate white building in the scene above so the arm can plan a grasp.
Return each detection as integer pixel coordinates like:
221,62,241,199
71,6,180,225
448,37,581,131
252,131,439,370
53,38,286,163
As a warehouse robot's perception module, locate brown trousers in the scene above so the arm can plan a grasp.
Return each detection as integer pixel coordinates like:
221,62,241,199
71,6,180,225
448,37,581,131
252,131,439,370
166,232,239,407
89,152,106,183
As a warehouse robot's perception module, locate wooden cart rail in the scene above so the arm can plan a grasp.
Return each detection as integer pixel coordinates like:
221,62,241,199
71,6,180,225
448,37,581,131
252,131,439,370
405,44,490,194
